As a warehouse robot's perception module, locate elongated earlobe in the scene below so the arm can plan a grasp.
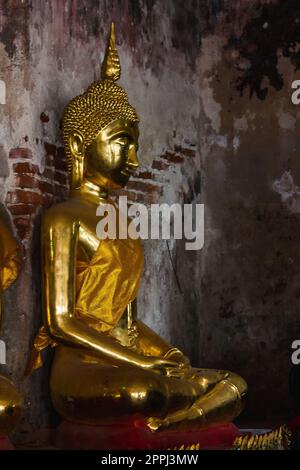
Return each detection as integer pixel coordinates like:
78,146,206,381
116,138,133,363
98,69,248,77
69,131,84,189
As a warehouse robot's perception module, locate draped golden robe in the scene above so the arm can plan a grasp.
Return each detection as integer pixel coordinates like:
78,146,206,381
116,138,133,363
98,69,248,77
28,232,144,373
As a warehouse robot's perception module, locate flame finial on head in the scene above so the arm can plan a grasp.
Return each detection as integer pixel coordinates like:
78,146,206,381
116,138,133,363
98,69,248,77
101,22,121,82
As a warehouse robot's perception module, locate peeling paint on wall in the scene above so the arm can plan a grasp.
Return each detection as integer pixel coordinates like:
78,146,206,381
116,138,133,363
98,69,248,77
273,171,300,213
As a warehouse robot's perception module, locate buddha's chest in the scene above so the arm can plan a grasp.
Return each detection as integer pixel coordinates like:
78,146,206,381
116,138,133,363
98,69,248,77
76,204,138,263
74,226,144,341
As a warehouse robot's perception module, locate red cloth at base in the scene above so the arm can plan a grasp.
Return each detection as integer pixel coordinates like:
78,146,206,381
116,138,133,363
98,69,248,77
53,417,240,450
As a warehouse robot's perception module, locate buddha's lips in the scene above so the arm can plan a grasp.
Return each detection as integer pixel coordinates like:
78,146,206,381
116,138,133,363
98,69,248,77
121,167,136,177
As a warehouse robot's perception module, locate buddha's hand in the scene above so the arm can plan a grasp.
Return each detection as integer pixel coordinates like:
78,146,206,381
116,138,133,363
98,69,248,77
142,356,184,379
163,347,191,373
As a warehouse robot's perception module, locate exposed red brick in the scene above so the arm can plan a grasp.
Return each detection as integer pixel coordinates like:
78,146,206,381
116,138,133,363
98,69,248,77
9,147,32,159
115,189,158,204
174,145,196,158
112,189,138,202
54,184,69,198
54,170,68,186
7,204,36,216
161,151,184,164
7,190,42,205
16,225,31,240
13,162,40,175
152,160,170,171
44,143,68,171
54,155,67,172
54,160,68,172
16,174,39,189
135,171,153,180
39,181,53,194
41,193,54,208
134,192,154,205
43,167,55,179
127,180,161,194
7,142,69,243
13,216,31,228
126,191,139,202
13,217,32,240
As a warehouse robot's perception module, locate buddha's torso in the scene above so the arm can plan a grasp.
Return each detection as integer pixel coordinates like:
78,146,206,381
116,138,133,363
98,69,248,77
58,196,144,349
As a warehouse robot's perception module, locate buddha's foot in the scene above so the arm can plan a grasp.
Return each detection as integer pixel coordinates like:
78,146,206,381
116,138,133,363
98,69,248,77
147,372,247,432
147,406,205,432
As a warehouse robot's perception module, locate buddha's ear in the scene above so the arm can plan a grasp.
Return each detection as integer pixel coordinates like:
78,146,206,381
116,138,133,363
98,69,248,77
69,130,85,158
69,130,85,189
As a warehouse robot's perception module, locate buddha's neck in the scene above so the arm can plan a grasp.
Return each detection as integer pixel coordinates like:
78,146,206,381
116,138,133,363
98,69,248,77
71,180,109,202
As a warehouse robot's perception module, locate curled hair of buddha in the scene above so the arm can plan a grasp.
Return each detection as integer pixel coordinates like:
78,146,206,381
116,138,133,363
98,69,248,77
62,22,139,175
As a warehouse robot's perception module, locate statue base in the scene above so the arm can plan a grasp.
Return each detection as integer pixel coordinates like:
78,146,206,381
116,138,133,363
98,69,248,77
52,417,241,450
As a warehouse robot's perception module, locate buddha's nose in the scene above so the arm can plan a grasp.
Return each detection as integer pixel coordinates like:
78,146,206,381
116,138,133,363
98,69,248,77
127,145,139,169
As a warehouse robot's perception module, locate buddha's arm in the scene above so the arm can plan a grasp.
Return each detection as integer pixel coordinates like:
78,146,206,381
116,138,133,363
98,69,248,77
135,319,172,357
42,212,180,374
136,320,190,370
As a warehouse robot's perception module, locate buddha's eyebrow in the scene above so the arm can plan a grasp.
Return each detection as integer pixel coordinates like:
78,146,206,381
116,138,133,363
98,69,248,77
112,131,134,140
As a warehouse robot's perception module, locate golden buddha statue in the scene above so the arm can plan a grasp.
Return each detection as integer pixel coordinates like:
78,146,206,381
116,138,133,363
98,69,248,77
0,215,22,436
29,23,247,432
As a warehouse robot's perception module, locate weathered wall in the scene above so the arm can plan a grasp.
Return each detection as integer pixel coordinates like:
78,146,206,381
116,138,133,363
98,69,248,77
0,0,299,439
196,0,300,423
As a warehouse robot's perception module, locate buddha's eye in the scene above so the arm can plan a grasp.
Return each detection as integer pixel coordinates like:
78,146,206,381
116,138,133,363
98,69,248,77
115,136,129,147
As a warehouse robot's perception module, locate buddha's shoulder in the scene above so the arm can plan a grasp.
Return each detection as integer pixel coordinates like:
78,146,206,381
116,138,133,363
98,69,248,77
42,200,84,229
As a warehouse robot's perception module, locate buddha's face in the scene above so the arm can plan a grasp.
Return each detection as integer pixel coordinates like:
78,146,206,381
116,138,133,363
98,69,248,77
85,118,139,189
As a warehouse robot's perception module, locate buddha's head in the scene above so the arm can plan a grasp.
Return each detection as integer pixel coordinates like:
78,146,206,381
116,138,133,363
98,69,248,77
62,23,139,191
